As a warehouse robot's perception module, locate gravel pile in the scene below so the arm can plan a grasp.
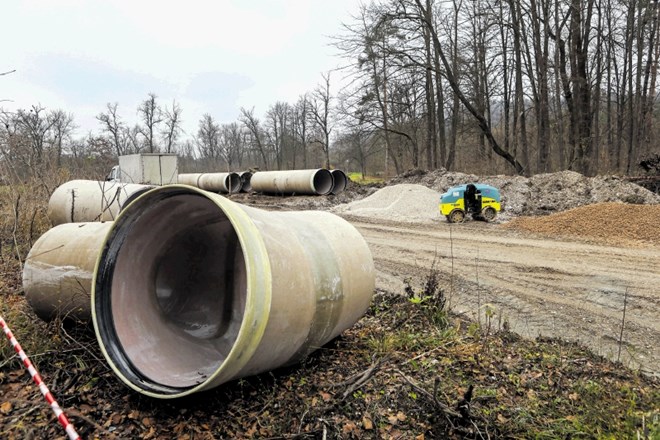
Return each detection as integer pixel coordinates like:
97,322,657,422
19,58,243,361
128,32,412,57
501,202,660,246
332,184,441,223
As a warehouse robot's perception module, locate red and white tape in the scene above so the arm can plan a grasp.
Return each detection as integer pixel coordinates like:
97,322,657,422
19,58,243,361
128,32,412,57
0,316,81,440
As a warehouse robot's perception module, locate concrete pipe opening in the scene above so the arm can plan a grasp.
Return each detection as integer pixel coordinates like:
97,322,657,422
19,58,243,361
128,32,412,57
312,169,334,195
227,173,242,193
330,170,348,195
238,172,252,192
93,186,374,398
94,190,249,395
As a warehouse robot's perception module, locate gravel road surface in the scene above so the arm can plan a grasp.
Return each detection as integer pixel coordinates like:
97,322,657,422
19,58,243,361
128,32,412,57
345,216,660,376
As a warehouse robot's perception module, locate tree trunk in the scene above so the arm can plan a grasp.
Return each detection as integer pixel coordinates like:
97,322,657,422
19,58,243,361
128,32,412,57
424,0,438,170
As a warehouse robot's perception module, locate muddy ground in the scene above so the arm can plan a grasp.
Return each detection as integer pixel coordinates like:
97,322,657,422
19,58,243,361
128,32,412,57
233,171,660,375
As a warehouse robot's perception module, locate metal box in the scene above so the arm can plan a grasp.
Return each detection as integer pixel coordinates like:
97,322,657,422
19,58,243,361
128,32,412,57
118,154,178,185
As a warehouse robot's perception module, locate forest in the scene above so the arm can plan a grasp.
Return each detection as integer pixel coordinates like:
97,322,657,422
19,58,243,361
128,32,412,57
2,0,660,181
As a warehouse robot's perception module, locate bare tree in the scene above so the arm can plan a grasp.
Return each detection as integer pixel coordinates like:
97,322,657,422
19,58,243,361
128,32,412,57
137,93,163,153
423,0,438,169
412,0,525,174
292,95,310,168
310,72,334,169
219,122,245,168
161,100,183,154
508,0,530,172
97,103,127,157
239,107,269,170
336,110,381,178
14,105,56,167
266,102,291,170
124,125,142,154
195,114,222,161
48,110,76,166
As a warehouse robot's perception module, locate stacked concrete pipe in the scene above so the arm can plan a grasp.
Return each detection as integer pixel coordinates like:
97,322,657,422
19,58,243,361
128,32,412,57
47,180,153,226
23,185,375,398
176,173,202,186
250,169,334,195
198,172,242,193
178,173,242,193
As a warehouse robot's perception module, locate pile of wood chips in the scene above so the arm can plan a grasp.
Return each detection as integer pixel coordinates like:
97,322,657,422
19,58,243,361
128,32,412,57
501,202,660,246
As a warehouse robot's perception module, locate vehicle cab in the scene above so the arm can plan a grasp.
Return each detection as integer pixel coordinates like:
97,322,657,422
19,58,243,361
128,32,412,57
106,165,120,182
439,183,501,223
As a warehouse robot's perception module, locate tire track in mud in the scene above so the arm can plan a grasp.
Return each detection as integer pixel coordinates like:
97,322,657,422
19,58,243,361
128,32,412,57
348,219,660,375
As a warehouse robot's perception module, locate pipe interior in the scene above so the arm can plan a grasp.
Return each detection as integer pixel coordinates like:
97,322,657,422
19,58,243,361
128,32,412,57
109,194,247,389
228,174,242,193
240,173,252,192
330,171,347,194
313,169,333,195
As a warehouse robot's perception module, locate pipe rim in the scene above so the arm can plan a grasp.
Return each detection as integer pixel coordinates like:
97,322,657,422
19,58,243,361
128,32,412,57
310,169,333,195
227,173,242,193
92,185,273,398
330,170,348,195
238,172,252,192
119,186,153,209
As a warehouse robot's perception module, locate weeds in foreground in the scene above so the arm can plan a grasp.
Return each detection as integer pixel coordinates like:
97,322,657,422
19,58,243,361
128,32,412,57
404,258,449,330
1,270,658,439
361,287,660,439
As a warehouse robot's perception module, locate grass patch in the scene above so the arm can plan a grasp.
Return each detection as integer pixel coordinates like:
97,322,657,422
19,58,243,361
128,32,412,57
348,172,384,185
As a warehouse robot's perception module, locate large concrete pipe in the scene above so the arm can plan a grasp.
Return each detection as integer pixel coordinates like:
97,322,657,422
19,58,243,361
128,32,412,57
238,171,252,192
23,222,112,322
92,185,374,398
249,169,333,195
330,170,349,195
198,172,242,194
48,180,153,226
177,173,202,186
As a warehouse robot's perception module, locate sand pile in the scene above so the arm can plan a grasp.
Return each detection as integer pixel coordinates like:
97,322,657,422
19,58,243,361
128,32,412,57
501,202,660,246
332,184,441,223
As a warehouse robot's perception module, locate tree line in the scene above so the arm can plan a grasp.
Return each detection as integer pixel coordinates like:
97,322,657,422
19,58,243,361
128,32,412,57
2,0,659,180
336,0,660,177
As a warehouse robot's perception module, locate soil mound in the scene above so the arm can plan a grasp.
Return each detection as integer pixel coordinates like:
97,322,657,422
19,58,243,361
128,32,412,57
333,171,660,226
389,169,660,218
501,202,660,246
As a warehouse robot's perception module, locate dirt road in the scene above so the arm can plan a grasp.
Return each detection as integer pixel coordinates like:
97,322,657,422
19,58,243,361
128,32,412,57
345,216,660,376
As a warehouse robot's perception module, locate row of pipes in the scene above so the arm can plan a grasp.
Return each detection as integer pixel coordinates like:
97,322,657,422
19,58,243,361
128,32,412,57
23,181,375,399
47,169,349,226
178,168,348,196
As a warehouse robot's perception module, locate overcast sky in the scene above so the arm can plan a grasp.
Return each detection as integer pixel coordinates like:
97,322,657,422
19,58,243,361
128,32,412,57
1,0,361,137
